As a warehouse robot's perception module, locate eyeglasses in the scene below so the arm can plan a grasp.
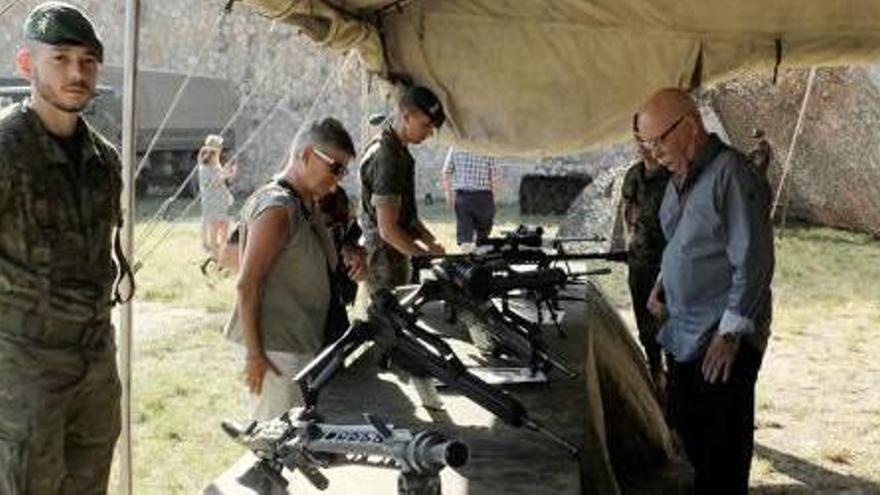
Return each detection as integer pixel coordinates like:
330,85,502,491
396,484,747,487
312,147,349,177
637,114,687,149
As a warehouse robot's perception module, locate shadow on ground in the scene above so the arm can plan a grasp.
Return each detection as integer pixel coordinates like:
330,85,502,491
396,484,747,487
752,443,880,494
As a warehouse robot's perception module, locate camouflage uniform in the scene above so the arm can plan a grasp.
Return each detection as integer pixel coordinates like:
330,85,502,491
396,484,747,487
0,101,122,494
621,161,670,373
359,125,421,291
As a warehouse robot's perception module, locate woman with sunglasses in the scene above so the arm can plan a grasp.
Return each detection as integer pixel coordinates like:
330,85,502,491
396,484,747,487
224,118,358,421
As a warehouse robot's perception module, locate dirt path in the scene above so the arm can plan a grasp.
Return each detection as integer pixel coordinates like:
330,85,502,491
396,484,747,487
115,301,224,346
751,306,880,493
612,296,880,493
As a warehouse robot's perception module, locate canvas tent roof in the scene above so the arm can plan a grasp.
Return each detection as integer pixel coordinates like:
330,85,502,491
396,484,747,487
236,0,880,155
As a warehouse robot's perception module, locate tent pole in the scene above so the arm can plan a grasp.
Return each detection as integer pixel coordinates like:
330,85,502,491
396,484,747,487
771,67,817,226
119,0,140,494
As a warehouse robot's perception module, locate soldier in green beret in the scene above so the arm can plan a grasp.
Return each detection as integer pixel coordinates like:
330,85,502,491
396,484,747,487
359,85,447,292
0,2,127,493
622,113,671,394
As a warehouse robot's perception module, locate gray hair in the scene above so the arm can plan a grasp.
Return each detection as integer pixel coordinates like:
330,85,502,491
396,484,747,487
289,117,356,163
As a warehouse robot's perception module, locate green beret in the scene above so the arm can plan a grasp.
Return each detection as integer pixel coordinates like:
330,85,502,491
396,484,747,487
401,85,445,128
23,2,103,62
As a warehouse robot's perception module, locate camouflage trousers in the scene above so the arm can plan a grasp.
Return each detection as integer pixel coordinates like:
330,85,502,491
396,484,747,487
365,243,411,293
0,314,121,495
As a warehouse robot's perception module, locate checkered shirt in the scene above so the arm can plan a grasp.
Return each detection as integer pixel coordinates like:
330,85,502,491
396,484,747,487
442,149,496,191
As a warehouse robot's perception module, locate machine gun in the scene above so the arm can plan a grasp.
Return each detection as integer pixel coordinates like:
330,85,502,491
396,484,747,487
411,225,626,279
400,259,578,379
295,291,580,455
222,409,468,495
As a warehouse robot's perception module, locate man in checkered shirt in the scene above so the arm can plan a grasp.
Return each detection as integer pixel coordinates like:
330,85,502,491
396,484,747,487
441,148,499,245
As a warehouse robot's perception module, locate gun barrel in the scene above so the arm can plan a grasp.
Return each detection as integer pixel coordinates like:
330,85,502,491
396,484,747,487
534,347,579,379
220,419,247,441
433,440,470,469
550,235,606,244
302,425,469,474
295,320,374,401
486,268,567,295
522,418,580,456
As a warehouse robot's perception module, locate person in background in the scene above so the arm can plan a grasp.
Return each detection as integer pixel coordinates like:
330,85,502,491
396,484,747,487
622,113,671,393
640,88,774,494
441,148,500,248
748,128,772,177
319,185,365,344
359,85,447,293
198,134,237,258
0,3,130,492
226,118,357,421
359,85,447,410
216,223,241,274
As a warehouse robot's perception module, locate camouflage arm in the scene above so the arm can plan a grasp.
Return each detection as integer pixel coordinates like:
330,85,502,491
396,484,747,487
620,163,639,201
0,155,10,214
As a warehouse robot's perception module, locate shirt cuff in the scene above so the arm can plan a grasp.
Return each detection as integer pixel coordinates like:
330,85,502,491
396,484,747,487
371,194,401,208
718,310,755,336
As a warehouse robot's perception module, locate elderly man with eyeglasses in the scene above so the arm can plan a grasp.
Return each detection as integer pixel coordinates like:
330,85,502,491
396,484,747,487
638,88,774,494
225,117,362,421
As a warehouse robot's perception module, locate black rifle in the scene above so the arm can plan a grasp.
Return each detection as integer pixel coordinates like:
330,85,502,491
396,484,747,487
400,260,578,379
295,291,580,455
410,225,618,282
476,225,605,252
222,409,468,495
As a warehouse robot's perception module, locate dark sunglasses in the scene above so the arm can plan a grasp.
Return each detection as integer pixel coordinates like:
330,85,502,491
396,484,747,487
312,147,349,177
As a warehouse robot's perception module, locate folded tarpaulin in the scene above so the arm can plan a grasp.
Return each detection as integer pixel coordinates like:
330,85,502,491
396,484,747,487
235,0,880,155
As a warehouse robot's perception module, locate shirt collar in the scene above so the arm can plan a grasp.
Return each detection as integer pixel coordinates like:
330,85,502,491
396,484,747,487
382,123,415,165
677,133,724,193
22,98,101,166
383,123,405,152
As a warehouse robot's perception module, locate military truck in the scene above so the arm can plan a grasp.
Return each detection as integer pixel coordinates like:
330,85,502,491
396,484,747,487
0,67,237,197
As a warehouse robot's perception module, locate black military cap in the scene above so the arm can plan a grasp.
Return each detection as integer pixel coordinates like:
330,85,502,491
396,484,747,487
401,85,445,128
23,1,104,62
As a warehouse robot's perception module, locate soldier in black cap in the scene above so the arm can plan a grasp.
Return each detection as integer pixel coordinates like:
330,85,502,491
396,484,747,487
0,2,127,493
359,85,447,292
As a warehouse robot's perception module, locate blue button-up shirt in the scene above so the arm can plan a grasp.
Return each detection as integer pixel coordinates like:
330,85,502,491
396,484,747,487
658,134,774,363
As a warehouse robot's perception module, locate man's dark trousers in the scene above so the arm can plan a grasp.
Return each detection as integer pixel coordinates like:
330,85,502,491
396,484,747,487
667,342,763,495
627,262,663,372
454,190,494,245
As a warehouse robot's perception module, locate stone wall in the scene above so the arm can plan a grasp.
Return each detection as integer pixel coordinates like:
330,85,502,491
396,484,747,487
0,0,603,207
0,0,363,194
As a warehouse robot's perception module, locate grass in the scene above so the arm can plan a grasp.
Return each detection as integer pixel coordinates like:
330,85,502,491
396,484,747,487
113,201,880,494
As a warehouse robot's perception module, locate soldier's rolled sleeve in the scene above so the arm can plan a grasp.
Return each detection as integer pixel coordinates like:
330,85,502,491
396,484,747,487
371,194,402,208
370,149,404,208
